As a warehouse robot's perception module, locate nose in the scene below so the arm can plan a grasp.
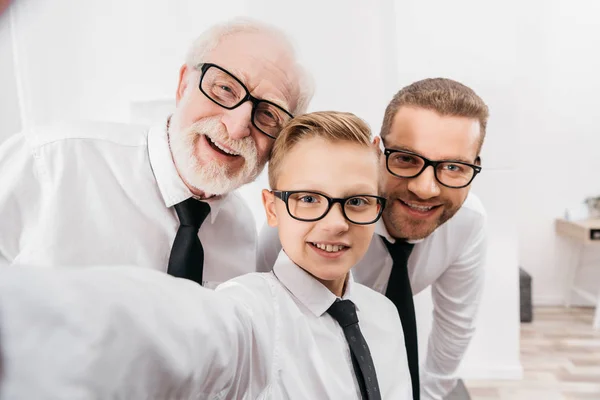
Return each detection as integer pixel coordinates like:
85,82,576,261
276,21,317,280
221,101,253,140
320,203,350,234
407,166,441,200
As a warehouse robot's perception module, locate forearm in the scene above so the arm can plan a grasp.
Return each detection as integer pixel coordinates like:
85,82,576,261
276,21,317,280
420,311,477,400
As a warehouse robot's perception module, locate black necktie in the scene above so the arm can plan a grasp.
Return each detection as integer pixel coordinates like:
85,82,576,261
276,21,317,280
167,198,211,285
327,299,382,400
381,236,419,400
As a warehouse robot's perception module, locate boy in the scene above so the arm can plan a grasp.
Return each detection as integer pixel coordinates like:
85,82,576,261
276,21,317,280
0,112,412,399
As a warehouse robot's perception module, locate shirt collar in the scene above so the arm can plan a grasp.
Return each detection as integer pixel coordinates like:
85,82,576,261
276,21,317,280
375,219,423,244
147,119,226,223
272,250,360,318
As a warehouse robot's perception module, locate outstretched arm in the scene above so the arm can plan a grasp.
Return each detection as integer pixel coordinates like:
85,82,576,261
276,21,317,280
0,266,269,399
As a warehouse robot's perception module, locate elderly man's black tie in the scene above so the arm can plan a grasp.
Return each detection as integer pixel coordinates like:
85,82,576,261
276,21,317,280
327,299,381,400
381,236,419,400
167,198,211,285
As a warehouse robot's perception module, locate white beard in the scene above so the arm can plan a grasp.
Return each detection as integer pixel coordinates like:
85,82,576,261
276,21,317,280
168,116,264,196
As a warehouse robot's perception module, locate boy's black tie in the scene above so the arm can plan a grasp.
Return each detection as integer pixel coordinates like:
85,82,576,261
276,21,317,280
167,198,211,285
381,236,419,400
327,299,381,400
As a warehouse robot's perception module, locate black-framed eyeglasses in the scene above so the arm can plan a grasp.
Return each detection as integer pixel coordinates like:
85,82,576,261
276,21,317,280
197,63,294,139
384,148,482,189
272,190,386,225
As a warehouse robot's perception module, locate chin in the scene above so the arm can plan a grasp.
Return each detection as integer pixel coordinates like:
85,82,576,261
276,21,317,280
311,264,352,282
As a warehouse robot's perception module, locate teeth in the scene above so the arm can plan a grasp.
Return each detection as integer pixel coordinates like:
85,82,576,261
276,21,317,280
404,202,434,211
312,243,346,253
207,137,240,156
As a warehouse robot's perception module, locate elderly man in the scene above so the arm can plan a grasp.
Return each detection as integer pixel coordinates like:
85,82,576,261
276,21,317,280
0,18,312,288
258,78,489,400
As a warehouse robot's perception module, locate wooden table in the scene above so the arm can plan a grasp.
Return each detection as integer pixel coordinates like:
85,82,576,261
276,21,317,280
555,218,600,329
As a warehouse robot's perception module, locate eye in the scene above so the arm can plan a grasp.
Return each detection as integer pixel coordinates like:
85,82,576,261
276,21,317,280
255,104,285,128
442,163,465,173
347,197,368,207
347,196,376,209
208,78,242,103
299,195,318,203
261,109,275,120
212,83,238,98
392,153,419,165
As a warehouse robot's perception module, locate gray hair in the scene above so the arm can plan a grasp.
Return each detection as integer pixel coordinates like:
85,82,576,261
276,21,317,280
185,17,314,115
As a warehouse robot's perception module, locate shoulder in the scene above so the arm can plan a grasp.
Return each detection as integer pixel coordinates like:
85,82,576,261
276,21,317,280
23,120,150,149
435,192,487,239
459,192,487,221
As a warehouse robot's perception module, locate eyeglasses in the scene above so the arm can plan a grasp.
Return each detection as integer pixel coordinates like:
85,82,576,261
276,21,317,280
272,190,386,225
384,148,481,189
198,63,294,139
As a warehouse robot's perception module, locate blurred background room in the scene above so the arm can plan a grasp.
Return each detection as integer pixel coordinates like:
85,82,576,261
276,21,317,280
1,0,599,399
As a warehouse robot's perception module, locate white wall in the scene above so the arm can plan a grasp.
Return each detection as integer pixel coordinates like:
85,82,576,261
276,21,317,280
0,7,21,140
2,0,525,381
515,0,600,306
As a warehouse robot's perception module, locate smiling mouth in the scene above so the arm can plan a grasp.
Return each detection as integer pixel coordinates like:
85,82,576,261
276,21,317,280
205,136,241,157
309,242,349,253
399,199,441,212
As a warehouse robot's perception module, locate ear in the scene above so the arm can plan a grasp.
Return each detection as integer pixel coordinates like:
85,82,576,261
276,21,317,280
372,136,383,155
262,189,279,227
176,64,191,105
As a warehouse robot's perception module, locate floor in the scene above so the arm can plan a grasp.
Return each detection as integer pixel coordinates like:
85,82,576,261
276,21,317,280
465,307,600,400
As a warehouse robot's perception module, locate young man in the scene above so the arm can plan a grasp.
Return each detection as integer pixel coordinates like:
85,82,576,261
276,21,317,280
0,18,312,289
258,78,489,400
0,111,411,399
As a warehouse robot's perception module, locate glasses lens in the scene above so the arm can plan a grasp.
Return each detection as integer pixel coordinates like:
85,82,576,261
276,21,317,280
387,151,425,177
253,101,292,138
200,66,246,107
435,162,475,187
287,192,329,220
344,196,382,224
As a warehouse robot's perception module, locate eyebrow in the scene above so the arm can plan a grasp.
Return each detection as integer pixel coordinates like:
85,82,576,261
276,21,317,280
385,143,475,164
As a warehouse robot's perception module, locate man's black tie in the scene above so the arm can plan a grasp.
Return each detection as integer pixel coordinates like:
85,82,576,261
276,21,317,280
327,299,381,400
167,198,211,285
381,236,419,400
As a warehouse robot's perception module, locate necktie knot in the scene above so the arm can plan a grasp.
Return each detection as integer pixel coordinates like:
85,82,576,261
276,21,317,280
168,198,211,285
382,237,415,266
327,299,359,328
174,198,211,229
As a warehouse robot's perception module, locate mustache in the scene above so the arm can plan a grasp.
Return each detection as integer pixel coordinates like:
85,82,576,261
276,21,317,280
187,118,256,157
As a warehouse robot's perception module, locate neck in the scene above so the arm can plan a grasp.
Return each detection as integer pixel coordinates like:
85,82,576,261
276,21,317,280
317,274,348,298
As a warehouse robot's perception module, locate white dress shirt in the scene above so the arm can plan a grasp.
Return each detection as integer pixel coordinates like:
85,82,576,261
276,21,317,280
0,251,412,399
0,120,256,287
257,193,488,400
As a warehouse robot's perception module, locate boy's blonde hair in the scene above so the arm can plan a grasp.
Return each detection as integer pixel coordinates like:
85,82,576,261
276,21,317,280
268,111,374,188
